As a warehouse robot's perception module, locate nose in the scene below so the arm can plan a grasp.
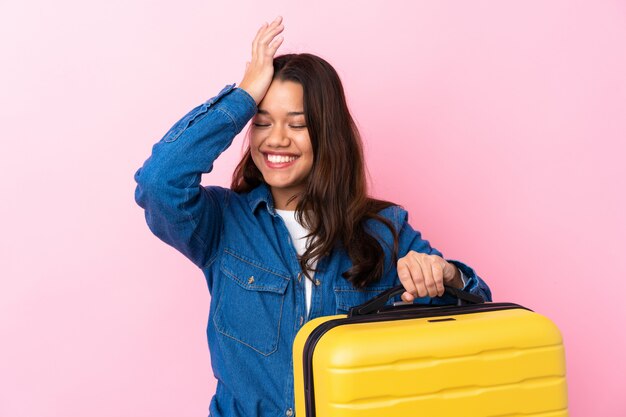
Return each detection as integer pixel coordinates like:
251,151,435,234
264,125,290,148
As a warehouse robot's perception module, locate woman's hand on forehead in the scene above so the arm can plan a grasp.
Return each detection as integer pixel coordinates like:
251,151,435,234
238,16,285,105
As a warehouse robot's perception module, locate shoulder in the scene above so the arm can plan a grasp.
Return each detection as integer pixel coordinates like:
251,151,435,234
372,201,409,225
201,185,232,201
365,200,409,235
200,185,242,210
376,205,408,224
202,183,270,213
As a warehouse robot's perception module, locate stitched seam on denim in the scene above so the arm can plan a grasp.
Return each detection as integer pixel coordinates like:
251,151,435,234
334,287,391,293
215,107,242,132
275,285,285,353
392,205,399,230
185,105,211,130
212,283,281,356
204,190,231,269
203,249,218,270
223,248,291,280
221,267,288,293
214,325,278,356
182,178,209,255
164,105,211,143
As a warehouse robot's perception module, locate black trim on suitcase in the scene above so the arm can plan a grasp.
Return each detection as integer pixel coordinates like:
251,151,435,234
350,284,486,316
301,302,533,417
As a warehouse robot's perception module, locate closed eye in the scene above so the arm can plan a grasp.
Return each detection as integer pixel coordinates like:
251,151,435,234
252,123,306,129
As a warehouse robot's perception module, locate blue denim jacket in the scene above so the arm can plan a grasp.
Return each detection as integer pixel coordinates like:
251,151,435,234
134,84,492,417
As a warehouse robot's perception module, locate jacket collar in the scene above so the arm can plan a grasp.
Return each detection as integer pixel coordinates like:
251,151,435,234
247,182,275,213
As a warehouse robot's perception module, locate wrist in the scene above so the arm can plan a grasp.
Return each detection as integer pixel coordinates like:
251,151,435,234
236,84,259,106
236,83,258,104
446,264,464,289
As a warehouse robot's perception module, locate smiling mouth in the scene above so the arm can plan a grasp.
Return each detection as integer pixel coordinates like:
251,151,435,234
262,152,300,169
266,154,298,163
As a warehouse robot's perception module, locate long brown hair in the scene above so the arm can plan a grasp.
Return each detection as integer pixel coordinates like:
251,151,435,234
231,53,399,289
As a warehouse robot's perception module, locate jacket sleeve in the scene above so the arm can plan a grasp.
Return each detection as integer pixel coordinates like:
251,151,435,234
393,206,493,304
133,84,257,269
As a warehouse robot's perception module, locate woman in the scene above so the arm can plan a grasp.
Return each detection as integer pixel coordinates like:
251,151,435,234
134,16,491,417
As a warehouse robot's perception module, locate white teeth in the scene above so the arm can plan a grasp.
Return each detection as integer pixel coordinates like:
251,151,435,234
267,154,297,163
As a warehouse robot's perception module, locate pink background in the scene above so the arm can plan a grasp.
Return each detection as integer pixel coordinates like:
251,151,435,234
1,0,625,416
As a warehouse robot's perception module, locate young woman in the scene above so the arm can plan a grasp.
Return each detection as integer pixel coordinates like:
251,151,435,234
134,16,491,417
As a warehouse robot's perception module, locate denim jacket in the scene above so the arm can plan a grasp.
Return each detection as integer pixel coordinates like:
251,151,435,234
133,84,492,417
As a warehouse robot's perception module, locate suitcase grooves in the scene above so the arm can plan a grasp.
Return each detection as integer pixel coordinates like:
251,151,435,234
329,375,567,406
326,343,564,371
302,303,531,417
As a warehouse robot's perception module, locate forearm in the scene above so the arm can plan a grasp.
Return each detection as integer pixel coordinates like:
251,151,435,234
134,84,257,191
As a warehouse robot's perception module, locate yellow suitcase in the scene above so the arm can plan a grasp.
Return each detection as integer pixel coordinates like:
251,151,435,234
293,285,568,417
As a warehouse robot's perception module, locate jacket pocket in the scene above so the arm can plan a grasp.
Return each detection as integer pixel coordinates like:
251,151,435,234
333,285,394,314
213,249,290,356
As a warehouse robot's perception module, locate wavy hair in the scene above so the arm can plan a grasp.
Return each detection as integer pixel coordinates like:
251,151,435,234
231,53,398,288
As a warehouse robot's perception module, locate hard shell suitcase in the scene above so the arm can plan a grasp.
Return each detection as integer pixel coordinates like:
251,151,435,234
293,285,568,417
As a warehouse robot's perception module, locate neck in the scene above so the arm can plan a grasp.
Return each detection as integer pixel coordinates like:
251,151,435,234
271,188,303,210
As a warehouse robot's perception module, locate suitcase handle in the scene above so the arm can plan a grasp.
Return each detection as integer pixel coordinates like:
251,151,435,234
349,284,485,316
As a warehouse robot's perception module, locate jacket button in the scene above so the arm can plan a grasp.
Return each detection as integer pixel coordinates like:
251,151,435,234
286,408,293,417
248,276,255,284
299,316,304,326
315,279,321,286
297,272,302,282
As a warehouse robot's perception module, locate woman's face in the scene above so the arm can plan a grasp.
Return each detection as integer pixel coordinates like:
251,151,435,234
250,79,314,209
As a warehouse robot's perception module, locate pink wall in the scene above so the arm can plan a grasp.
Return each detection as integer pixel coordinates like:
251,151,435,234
1,0,624,415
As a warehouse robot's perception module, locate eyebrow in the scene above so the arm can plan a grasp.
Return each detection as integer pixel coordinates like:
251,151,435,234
257,109,305,116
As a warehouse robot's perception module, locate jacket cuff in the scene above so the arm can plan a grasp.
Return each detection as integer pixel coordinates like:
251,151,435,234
446,259,492,302
202,84,258,132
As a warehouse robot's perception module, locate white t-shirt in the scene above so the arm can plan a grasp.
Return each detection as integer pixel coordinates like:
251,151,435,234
275,209,316,317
